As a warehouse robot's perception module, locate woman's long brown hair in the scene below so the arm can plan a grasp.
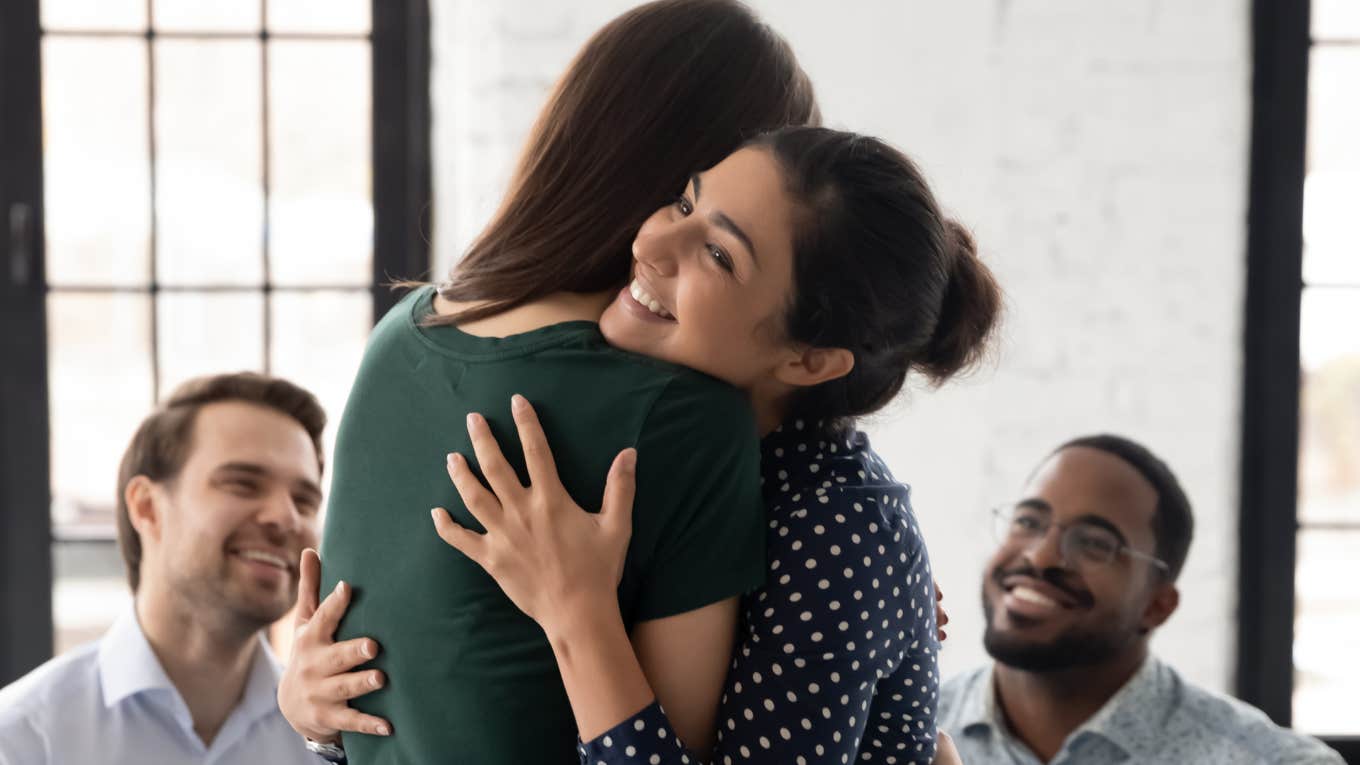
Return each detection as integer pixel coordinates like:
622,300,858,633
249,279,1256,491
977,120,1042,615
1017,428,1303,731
430,0,819,324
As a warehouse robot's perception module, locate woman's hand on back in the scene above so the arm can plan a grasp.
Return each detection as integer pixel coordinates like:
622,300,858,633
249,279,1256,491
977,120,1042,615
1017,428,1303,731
936,579,950,642
277,549,391,744
431,394,636,639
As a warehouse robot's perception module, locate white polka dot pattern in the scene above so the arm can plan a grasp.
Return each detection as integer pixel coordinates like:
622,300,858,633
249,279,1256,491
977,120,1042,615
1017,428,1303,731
577,423,941,765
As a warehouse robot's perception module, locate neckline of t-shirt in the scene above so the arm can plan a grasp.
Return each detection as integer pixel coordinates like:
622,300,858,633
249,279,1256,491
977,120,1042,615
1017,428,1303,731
405,285,605,361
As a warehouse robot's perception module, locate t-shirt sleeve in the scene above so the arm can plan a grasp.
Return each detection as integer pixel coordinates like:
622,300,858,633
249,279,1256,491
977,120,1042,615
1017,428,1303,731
627,372,765,622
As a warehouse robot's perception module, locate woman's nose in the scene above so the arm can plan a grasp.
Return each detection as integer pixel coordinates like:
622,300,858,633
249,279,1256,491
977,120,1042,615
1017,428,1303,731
633,220,691,278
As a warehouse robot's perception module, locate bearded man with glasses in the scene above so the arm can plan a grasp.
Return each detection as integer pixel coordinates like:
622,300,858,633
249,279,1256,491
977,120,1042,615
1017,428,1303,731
936,434,1342,765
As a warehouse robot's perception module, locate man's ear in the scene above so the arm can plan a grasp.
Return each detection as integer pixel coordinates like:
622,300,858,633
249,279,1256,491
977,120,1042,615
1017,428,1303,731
1139,582,1179,632
124,475,165,544
772,346,855,390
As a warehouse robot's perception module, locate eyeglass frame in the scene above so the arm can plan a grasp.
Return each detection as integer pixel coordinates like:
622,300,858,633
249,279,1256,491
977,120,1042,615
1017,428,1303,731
990,503,1171,576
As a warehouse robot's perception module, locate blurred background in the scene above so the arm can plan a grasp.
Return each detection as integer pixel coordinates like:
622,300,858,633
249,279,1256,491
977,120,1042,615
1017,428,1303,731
0,0,1355,754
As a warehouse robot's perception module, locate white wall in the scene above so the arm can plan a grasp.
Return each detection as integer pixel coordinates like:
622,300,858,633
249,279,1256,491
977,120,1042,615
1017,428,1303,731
430,0,1251,693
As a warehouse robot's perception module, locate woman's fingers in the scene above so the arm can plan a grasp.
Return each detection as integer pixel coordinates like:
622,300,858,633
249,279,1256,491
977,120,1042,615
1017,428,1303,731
445,453,501,532
307,579,353,644
601,448,637,535
321,706,392,738
932,730,962,765
295,548,322,626
431,507,487,563
324,637,379,675
320,668,387,702
465,412,526,501
509,395,562,490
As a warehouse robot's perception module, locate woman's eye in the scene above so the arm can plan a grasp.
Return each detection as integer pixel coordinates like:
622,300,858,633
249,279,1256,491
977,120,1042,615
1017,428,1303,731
674,195,693,216
708,245,733,272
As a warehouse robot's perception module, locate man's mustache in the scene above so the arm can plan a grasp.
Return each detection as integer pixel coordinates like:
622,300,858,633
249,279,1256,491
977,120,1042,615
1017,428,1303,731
991,561,1096,609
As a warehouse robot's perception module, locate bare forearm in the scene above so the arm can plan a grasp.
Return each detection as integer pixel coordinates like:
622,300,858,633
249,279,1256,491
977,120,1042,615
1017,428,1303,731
546,600,656,742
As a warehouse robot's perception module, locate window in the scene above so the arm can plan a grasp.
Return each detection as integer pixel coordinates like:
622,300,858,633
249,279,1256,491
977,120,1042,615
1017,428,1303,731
1240,0,1359,758
0,0,429,682
1295,0,1360,740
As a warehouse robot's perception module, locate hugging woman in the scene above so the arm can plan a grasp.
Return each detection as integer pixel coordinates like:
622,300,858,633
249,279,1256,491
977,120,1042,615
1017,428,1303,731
278,2,997,764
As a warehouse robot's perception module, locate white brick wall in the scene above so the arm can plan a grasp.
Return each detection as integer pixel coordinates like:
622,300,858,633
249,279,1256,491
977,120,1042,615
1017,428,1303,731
430,0,1251,694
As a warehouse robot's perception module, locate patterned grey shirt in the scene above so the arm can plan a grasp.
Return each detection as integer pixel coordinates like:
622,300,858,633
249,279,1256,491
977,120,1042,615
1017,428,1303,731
937,658,1344,765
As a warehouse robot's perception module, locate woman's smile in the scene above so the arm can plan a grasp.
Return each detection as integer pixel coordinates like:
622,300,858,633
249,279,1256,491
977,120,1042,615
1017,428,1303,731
622,277,676,321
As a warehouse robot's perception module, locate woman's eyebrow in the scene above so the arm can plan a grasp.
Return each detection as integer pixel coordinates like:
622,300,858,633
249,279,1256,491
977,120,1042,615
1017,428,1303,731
691,172,759,267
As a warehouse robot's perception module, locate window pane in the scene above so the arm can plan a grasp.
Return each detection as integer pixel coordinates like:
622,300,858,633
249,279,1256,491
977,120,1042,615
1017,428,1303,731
268,291,371,511
1314,0,1360,41
155,40,264,286
43,38,151,287
1293,529,1360,733
268,41,372,287
267,0,370,35
1304,48,1360,286
53,542,131,655
156,292,265,394
1299,289,1360,525
42,0,146,32
48,293,153,536
152,0,259,33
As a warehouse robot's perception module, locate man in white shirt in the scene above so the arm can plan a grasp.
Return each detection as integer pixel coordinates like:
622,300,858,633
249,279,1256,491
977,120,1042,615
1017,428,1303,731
0,372,327,764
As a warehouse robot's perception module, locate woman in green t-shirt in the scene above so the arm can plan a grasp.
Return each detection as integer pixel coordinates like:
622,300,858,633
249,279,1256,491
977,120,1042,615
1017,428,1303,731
281,2,821,763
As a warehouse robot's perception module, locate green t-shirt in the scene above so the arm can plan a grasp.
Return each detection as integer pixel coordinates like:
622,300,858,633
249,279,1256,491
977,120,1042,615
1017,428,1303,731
321,286,766,764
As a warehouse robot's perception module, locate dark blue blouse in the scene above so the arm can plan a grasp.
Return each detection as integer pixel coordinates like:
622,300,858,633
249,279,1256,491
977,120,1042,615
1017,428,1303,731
577,421,941,765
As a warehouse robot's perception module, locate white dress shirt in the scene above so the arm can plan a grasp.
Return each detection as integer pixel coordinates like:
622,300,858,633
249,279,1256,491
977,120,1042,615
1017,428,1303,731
0,606,319,764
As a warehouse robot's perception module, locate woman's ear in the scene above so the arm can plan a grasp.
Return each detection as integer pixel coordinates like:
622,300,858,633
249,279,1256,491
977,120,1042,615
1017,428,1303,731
774,346,855,390
124,475,165,543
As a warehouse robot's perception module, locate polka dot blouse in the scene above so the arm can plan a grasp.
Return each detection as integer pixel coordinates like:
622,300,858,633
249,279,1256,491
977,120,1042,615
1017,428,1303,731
577,421,941,765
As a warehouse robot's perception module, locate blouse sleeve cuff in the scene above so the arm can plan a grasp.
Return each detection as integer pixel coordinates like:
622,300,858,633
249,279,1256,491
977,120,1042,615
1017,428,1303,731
577,700,690,764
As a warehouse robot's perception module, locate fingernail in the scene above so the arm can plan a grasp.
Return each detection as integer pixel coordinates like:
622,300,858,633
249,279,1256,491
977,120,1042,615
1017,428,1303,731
430,508,441,523
334,581,345,596
376,723,391,736
369,673,380,688
446,452,458,470
361,641,374,659
621,448,637,472
511,394,527,412
466,412,480,430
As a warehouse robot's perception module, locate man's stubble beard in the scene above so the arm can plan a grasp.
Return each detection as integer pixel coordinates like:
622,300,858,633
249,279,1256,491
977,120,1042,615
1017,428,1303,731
981,595,1136,673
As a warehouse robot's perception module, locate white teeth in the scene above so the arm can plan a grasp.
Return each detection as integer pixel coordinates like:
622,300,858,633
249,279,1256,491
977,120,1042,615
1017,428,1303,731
629,279,673,319
1011,585,1059,608
238,550,288,569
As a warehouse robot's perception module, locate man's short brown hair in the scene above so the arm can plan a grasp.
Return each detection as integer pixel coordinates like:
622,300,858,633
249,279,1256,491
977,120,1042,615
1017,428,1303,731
115,372,326,592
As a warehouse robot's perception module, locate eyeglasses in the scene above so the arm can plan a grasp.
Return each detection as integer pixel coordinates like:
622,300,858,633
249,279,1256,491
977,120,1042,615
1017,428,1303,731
991,504,1170,575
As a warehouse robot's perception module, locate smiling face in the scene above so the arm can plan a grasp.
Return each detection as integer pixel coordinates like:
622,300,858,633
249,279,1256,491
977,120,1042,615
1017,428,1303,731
981,446,1179,672
135,401,321,631
599,147,806,395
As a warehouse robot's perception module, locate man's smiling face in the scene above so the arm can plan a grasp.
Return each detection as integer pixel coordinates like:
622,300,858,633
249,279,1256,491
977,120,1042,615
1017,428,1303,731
142,400,322,629
981,446,1175,671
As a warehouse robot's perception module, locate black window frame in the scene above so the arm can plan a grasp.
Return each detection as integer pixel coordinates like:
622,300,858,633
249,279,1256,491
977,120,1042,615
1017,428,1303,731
0,0,430,686
1239,0,1357,760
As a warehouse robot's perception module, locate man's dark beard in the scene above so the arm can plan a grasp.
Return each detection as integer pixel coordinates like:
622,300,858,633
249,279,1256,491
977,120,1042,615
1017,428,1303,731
982,596,1127,671
981,560,1126,672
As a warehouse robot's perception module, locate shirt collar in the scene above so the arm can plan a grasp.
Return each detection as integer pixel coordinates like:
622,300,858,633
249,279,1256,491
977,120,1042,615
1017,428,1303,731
97,602,286,727
1071,656,1168,758
962,658,1168,758
98,604,179,709
956,664,1003,736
